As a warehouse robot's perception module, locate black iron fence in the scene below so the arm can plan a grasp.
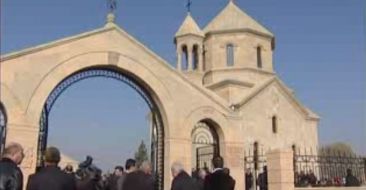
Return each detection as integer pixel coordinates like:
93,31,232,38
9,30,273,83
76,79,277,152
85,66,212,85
244,144,267,190
294,150,366,187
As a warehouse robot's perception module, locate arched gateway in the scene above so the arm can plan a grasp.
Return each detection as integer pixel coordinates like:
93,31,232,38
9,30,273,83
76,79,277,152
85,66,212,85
0,2,319,190
37,67,166,189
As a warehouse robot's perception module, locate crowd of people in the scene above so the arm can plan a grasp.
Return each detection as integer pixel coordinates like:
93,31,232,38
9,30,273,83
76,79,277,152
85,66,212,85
0,142,236,190
244,166,361,190
1,142,361,190
294,169,361,187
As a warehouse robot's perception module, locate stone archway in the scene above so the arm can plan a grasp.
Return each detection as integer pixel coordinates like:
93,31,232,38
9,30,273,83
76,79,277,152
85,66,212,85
17,51,176,190
36,66,166,189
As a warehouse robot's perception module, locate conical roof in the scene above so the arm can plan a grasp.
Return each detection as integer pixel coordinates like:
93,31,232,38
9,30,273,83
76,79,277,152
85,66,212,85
175,13,204,38
204,1,273,37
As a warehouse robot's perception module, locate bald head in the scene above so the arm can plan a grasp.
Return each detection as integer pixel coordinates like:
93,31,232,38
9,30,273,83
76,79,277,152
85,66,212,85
171,162,184,177
198,169,207,179
2,142,24,165
140,161,152,175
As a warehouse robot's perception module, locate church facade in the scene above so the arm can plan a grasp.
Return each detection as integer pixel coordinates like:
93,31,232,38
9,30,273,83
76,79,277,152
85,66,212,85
0,1,319,190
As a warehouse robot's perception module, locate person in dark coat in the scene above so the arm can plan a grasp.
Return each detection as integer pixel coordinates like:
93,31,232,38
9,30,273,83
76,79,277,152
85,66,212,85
139,161,155,190
345,168,360,187
26,146,76,190
171,162,200,190
116,158,137,190
122,160,154,190
245,169,253,190
107,166,124,190
307,170,317,186
75,156,104,190
257,166,268,190
204,156,235,190
0,142,24,190
195,169,207,190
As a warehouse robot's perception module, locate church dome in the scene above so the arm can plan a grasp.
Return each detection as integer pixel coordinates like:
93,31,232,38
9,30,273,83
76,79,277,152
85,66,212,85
175,13,204,38
204,1,273,37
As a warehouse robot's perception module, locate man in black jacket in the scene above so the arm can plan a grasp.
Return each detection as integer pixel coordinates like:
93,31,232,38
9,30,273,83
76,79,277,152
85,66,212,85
26,146,76,190
204,156,235,190
171,162,199,190
122,161,154,190
116,158,137,190
0,142,25,190
345,168,360,187
107,166,124,190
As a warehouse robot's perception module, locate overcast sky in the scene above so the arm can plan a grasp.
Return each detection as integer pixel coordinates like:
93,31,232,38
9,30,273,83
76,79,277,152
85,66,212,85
1,0,365,170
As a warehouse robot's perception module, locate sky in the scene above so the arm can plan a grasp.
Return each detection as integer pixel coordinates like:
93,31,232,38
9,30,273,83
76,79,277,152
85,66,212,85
1,0,365,170
47,78,151,171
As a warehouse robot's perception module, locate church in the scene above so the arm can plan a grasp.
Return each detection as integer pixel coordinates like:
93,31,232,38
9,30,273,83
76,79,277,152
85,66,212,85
0,1,319,189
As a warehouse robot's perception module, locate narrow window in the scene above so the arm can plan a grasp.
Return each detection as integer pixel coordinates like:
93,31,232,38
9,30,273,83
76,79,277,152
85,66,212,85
181,45,188,70
257,46,262,68
202,48,206,71
226,44,234,67
253,142,259,170
272,116,277,134
192,45,199,70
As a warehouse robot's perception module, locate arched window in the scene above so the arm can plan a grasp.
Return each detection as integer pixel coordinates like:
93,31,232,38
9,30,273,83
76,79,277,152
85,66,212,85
0,104,7,154
192,120,221,170
192,45,199,70
257,46,262,69
181,45,188,70
272,116,278,134
226,44,234,67
202,47,206,71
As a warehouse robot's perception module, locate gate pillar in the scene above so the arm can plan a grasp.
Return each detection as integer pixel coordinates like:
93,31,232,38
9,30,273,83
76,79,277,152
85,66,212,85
222,143,245,190
267,149,294,190
165,137,192,190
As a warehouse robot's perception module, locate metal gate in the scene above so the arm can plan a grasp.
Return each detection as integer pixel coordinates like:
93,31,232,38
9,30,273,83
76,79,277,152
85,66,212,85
196,145,215,170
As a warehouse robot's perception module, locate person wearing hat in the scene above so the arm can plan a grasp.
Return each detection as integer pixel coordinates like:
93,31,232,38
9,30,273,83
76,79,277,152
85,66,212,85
26,146,76,190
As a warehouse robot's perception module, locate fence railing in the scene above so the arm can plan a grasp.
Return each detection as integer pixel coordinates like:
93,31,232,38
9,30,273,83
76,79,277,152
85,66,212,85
294,151,366,187
244,145,267,190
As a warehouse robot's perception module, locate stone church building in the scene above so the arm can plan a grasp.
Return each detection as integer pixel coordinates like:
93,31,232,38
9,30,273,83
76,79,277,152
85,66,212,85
0,1,319,189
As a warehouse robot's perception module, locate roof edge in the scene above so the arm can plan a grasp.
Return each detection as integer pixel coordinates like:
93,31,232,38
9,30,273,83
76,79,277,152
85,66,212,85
203,1,274,37
205,28,273,39
1,26,115,61
1,23,232,113
175,33,205,40
235,77,320,120
205,79,255,90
